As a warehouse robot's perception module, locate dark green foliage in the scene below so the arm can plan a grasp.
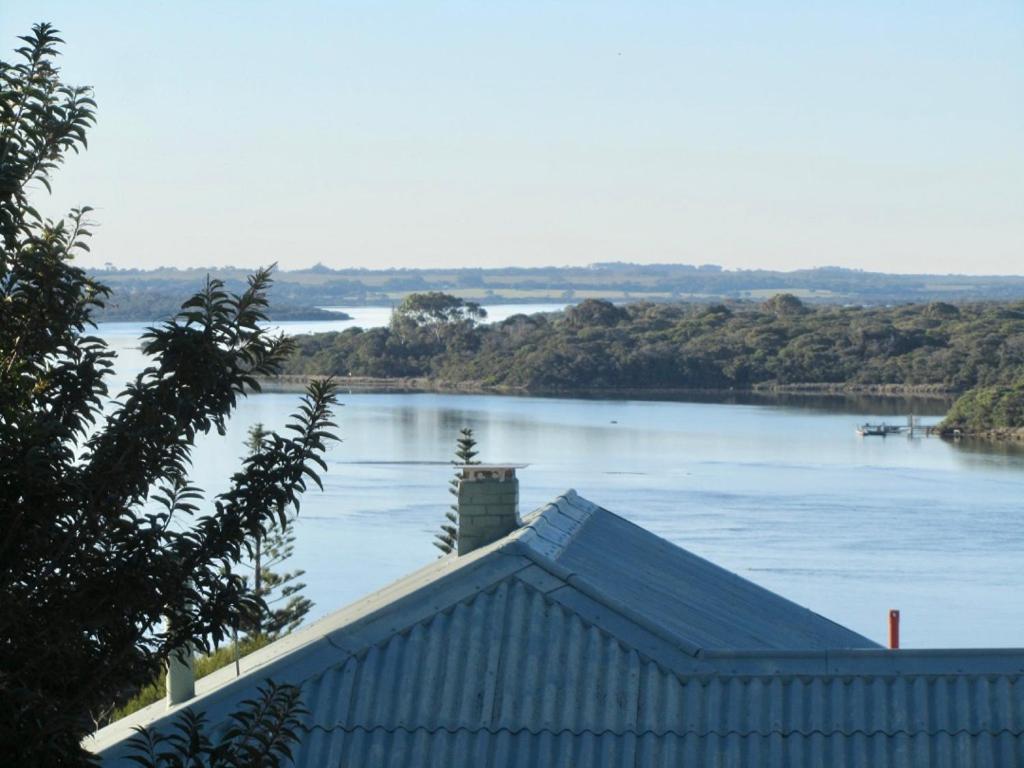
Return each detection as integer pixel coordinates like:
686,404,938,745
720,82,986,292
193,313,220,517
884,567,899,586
941,382,1024,432
434,428,480,555
248,528,313,637
565,298,628,328
0,26,337,764
454,427,480,465
763,293,808,317
0,23,95,245
287,292,1024,394
123,681,307,768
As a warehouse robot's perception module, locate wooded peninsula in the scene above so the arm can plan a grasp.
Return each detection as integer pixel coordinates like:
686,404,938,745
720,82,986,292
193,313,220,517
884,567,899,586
281,293,1024,437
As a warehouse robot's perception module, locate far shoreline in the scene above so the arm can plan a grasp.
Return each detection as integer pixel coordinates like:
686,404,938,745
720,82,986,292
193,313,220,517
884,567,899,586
254,373,956,406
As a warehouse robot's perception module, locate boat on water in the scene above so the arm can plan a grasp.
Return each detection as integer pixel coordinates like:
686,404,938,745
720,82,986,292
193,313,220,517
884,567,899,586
856,422,903,437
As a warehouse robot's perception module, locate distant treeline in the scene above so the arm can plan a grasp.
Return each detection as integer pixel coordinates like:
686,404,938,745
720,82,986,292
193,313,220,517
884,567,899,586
284,294,1024,394
95,289,347,322
90,263,1024,313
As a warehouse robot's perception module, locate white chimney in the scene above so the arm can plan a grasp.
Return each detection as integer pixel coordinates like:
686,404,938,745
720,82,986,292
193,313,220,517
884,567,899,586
166,645,195,707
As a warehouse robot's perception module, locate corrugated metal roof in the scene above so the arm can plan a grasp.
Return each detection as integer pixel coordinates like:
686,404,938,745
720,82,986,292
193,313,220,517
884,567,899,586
291,577,1024,768
517,491,876,650
92,490,1024,767
292,729,1024,768
297,728,638,768
302,579,646,736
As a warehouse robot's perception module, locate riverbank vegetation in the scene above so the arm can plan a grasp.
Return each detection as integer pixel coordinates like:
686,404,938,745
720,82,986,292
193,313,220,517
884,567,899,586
941,383,1024,437
284,294,1024,395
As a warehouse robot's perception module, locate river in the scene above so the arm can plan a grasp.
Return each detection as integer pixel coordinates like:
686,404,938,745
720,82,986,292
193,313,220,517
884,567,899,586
95,306,1024,649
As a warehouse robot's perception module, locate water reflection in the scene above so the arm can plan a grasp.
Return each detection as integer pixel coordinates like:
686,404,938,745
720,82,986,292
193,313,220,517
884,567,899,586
528,390,953,417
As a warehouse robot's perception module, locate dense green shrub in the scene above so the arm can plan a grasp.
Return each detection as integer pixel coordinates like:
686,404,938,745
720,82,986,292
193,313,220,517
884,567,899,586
942,383,1024,431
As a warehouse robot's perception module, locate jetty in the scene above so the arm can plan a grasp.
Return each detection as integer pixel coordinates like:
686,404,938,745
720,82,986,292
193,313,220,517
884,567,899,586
856,415,941,437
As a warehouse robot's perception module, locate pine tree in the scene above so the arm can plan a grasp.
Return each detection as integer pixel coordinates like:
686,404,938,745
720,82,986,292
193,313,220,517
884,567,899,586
257,527,313,637
434,427,479,554
239,424,314,639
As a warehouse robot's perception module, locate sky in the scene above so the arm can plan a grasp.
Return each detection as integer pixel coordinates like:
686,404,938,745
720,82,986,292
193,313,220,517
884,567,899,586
2,1,1022,274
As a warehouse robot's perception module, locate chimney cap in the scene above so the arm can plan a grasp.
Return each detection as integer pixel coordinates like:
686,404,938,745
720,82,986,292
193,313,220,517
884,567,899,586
459,464,528,481
457,463,529,470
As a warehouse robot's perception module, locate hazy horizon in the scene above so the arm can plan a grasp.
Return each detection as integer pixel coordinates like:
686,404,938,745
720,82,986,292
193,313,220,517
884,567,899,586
3,2,1022,275
89,261,1024,279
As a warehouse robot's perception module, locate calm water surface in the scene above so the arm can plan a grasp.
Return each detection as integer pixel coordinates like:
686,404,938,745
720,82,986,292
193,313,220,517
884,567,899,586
97,309,1024,649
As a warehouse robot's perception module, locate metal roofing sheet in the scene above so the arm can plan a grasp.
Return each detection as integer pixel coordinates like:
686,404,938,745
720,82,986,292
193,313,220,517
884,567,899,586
303,578,646,736
635,671,1024,737
294,728,637,768
290,729,1024,768
94,491,1024,768
527,491,877,650
287,575,1023,767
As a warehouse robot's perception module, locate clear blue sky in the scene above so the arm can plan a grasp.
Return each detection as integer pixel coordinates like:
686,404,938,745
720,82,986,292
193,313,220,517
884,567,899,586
3,1,1022,273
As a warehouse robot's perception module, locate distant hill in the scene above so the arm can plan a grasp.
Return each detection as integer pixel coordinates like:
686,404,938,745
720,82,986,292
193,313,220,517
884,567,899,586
89,264,1024,318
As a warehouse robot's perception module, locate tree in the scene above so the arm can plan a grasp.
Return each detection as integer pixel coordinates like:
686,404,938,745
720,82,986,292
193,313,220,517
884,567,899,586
433,427,480,555
564,298,627,328
237,424,314,639
764,292,807,317
391,291,487,341
0,25,338,764
249,524,313,637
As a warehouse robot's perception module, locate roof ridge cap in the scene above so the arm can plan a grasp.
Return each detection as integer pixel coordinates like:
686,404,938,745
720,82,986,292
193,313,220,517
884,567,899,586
514,489,598,560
